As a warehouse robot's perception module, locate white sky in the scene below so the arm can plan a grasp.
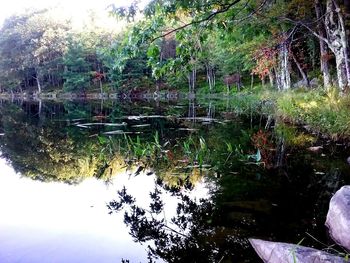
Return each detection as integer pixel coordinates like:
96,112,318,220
0,0,143,30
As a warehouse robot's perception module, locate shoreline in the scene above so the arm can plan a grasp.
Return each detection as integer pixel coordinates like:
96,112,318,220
1,89,350,142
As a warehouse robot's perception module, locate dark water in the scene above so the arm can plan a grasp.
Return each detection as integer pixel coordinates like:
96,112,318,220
0,97,349,262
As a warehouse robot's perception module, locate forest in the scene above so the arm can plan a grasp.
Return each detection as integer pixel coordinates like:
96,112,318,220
1,1,350,262
0,0,349,93
1,0,350,139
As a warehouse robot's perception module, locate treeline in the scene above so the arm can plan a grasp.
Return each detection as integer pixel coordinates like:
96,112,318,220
110,0,350,94
0,8,151,94
1,1,350,95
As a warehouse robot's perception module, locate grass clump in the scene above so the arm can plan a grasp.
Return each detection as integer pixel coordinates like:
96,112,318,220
275,88,350,139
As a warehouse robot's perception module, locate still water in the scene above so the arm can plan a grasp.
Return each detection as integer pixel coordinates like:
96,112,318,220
0,97,349,262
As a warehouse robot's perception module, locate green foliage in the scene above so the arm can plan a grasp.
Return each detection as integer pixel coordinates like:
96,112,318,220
0,8,118,93
0,10,71,92
274,122,316,147
0,105,107,183
276,89,350,139
107,0,304,93
63,39,91,92
0,0,346,103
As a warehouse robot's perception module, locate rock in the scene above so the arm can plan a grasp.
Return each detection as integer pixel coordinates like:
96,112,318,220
307,146,323,152
250,185,350,262
293,80,308,89
325,185,350,250
293,78,319,89
309,78,319,88
249,239,346,263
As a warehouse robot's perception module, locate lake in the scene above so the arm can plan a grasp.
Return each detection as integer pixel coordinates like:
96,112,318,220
0,96,349,262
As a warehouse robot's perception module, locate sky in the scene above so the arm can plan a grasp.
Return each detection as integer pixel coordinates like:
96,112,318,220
0,0,142,29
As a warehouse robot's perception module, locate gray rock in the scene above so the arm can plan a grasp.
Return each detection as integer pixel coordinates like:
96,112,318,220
309,78,319,88
293,78,319,89
249,239,346,263
326,185,350,250
293,80,308,89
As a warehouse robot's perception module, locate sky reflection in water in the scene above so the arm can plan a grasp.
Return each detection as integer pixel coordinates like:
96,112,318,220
0,157,210,262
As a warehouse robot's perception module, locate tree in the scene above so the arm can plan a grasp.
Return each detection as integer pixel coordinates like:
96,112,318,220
315,0,332,89
284,0,350,92
323,0,350,92
0,8,116,94
110,0,272,92
63,37,92,92
0,9,70,93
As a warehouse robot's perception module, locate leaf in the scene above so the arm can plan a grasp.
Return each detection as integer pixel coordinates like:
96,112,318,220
147,44,160,58
98,135,108,144
199,137,206,150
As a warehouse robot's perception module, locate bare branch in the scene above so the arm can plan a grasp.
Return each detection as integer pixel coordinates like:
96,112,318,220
279,16,334,52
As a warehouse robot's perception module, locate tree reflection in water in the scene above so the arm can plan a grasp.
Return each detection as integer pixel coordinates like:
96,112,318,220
1,99,350,262
108,177,253,263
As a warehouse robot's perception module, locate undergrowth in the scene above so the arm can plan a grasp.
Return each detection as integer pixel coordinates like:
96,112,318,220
275,88,350,139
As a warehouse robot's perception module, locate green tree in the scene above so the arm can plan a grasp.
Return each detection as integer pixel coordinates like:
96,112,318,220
63,37,92,92
0,9,70,93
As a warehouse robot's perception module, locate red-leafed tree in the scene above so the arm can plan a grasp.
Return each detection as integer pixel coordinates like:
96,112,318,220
252,44,278,87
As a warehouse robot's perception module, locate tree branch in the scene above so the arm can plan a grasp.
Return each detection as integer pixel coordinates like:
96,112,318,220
279,16,334,53
233,0,268,24
151,0,242,42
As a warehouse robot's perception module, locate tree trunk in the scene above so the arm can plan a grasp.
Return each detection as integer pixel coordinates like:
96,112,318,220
156,80,160,93
188,74,192,93
206,64,210,91
324,0,350,93
188,66,196,94
291,52,310,87
35,76,42,94
268,69,275,87
188,98,196,121
276,40,291,91
207,101,214,119
213,69,216,88
38,99,42,118
315,0,332,89
344,0,350,47
206,63,215,92
98,64,103,94
193,66,196,93
335,53,349,91
262,76,265,87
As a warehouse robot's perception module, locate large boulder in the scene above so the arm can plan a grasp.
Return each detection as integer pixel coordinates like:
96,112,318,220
326,185,350,250
250,185,350,262
249,239,346,263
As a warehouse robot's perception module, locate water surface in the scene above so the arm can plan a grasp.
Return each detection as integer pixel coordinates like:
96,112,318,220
0,97,349,262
